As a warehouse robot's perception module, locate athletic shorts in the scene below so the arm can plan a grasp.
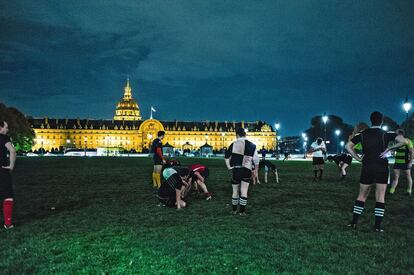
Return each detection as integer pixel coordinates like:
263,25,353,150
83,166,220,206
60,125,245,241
312,157,324,165
393,163,411,170
344,155,353,165
264,164,276,172
0,169,14,200
232,167,252,184
192,168,209,182
153,157,163,165
360,164,389,185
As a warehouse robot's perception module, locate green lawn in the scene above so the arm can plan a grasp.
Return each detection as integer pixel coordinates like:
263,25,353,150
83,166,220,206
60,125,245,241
1,157,414,274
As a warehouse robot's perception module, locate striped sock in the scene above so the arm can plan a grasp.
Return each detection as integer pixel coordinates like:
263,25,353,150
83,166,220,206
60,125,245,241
351,200,364,224
232,197,239,212
374,202,385,229
239,196,247,213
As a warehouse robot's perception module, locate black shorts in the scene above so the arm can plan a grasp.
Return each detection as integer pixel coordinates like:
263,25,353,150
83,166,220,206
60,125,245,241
393,163,410,170
360,164,389,185
232,168,252,184
312,157,324,165
0,169,14,200
153,157,163,165
344,155,352,165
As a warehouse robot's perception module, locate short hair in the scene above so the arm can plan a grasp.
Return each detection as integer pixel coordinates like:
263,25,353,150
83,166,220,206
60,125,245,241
157,130,165,137
370,111,383,126
327,155,333,162
178,167,190,177
396,129,405,136
236,128,246,137
316,137,323,145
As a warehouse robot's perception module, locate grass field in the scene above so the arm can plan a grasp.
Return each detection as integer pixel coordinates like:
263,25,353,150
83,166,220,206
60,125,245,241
1,157,414,274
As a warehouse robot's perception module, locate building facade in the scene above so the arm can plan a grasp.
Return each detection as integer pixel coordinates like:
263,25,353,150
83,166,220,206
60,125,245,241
28,80,276,152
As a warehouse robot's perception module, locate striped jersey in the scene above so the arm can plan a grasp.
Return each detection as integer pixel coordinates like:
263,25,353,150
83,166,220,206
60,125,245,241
395,139,413,164
225,137,259,170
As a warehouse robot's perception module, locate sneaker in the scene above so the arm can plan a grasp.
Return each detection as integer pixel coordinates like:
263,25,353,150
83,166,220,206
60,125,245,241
347,223,357,230
3,224,14,230
238,212,247,216
373,227,384,233
205,192,213,201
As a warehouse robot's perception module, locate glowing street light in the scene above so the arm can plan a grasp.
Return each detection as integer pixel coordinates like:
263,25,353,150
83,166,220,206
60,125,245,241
340,141,345,153
382,125,388,131
335,129,341,154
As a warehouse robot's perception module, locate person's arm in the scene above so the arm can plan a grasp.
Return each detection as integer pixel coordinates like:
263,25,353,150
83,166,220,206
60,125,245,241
176,187,184,209
224,144,233,170
380,135,409,158
2,142,16,171
345,141,362,162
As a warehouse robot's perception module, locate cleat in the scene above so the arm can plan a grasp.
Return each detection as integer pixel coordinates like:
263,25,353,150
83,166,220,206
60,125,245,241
373,227,384,233
205,192,213,201
4,224,14,230
347,223,357,230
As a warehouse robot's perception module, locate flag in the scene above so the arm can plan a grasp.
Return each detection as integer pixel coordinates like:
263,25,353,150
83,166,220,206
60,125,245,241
151,106,156,112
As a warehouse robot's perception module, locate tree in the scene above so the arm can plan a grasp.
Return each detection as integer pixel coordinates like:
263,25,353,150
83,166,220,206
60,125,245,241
0,102,35,152
382,116,399,131
401,113,414,139
303,115,353,154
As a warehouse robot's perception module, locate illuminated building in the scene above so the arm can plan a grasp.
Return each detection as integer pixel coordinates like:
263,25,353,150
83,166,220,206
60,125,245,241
28,80,276,152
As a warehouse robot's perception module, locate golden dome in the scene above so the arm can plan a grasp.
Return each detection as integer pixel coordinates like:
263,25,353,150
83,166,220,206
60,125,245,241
114,79,142,121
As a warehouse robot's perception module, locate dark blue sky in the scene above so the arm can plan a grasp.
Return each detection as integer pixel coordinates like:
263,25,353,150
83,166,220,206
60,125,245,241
1,1,413,136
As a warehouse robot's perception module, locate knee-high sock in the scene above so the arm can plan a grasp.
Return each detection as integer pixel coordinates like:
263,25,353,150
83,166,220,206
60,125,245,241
3,200,13,226
239,196,247,213
155,173,161,188
351,200,364,224
152,173,158,188
232,197,239,212
374,202,385,229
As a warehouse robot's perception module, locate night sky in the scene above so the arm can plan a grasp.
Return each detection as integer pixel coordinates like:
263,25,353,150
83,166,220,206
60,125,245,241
1,1,413,136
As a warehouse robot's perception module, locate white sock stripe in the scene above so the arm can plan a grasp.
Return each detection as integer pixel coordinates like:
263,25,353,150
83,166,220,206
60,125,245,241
354,206,364,210
375,213,384,217
375,209,385,213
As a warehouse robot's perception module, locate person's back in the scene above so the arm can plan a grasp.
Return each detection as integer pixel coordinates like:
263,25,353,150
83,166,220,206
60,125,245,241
356,128,396,166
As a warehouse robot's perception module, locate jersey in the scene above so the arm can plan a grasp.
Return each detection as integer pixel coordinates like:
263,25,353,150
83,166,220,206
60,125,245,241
0,134,11,167
395,139,413,165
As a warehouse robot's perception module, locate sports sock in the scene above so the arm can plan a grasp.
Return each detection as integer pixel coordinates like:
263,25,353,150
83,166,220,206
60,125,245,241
232,197,239,211
3,200,13,227
374,202,385,229
351,200,364,224
319,169,323,179
313,170,318,179
239,196,247,213
389,187,395,194
155,173,161,188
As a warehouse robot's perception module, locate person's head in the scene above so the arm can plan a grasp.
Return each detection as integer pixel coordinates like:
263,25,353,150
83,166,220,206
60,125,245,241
316,137,323,145
396,129,405,136
178,167,190,179
327,155,334,162
157,130,165,140
0,121,9,135
370,111,383,126
236,128,246,138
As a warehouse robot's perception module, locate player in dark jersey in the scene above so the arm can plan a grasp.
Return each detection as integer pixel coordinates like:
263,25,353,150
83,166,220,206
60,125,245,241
0,121,16,229
189,164,212,200
346,111,407,232
150,131,166,189
327,153,353,180
158,167,190,209
258,159,279,183
389,129,413,196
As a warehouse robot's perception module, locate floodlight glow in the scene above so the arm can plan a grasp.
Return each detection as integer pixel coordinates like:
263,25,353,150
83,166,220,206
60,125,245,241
382,125,388,131
275,122,280,130
340,141,345,147
335,129,341,136
322,112,328,124
302,133,306,138
403,97,412,113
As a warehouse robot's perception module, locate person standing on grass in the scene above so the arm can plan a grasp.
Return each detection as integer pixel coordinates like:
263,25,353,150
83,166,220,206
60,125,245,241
0,121,16,229
389,129,413,196
346,111,407,232
309,137,326,181
151,131,166,189
327,153,353,180
225,128,259,216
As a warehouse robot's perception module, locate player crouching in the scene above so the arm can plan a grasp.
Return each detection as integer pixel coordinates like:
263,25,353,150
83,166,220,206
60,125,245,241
157,167,190,209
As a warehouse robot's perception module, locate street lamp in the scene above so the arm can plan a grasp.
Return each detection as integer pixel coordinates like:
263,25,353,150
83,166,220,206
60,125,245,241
403,97,412,132
335,129,341,154
275,122,280,159
340,141,345,153
322,113,328,156
382,125,388,131
302,133,307,159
